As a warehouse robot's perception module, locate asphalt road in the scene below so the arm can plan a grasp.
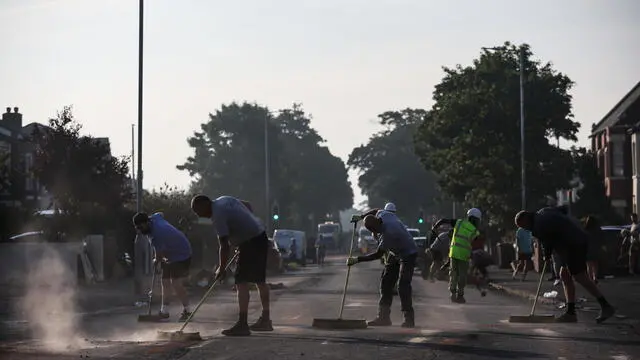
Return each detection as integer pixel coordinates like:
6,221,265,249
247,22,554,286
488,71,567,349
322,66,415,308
1,256,639,360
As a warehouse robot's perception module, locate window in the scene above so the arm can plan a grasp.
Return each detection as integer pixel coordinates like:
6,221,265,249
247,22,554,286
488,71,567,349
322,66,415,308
24,153,34,191
612,141,625,177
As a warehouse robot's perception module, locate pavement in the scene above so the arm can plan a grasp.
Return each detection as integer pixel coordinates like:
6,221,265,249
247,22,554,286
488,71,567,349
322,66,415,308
486,266,640,332
0,256,638,359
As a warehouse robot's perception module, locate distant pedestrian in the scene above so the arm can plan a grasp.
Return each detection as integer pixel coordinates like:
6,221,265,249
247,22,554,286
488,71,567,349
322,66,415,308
515,208,616,323
629,213,640,275
132,212,193,321
191,195,272,336
432,208,483,304
512,226,533,281
427,229,452,282
347,210,418,328
582,215,603,284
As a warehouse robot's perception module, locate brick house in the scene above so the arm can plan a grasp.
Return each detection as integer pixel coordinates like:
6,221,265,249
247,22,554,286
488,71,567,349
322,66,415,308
590,81,640,217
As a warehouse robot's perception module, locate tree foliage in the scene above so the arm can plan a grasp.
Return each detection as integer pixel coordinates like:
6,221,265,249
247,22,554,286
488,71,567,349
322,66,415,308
178,102,353,231
414,42,579,231
142,184,196,233
570,148,624,224
30,106,132,235
348,109,442,225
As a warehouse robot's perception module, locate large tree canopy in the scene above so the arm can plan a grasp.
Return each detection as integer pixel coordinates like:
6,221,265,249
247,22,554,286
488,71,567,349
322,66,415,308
414,42,579,231
348,109,442,227
30,106,132,235
178,102,353,231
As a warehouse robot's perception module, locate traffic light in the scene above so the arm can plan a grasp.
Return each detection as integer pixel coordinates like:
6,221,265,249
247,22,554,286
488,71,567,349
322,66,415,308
418,209,424,224
272,204,279,221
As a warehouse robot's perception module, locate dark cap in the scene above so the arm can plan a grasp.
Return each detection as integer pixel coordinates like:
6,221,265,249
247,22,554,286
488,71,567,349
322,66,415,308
132,212,150,225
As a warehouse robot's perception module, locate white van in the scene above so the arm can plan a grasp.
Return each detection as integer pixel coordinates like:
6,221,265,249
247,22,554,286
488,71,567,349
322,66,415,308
273,229,307,264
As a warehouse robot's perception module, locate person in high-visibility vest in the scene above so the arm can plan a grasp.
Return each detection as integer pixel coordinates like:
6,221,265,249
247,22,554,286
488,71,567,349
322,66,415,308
431,208,482,304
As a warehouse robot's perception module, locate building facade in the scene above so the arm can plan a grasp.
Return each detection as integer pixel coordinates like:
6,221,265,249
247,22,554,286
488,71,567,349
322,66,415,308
590,81,640,217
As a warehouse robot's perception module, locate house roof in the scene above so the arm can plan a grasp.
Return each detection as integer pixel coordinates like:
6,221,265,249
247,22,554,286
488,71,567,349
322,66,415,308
591,81,640,135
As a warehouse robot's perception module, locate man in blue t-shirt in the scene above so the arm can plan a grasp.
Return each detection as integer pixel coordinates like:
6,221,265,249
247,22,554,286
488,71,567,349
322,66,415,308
191,194,271,336
347,211,418,328
512,227,533,281
133,212,193,321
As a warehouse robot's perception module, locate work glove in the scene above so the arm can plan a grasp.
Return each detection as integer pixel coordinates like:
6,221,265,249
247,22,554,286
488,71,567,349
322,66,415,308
346,257,359,266
214,265,226,281
350,214,362,223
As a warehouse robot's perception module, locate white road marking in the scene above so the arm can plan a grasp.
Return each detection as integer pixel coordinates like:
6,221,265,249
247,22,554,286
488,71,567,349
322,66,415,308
612,354,630,360
345,303,363,307
533,328,561,336
420,329,440,335
407,337,430,343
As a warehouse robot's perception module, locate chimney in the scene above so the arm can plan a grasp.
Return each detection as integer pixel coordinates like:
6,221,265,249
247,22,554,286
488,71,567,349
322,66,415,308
1,106,23,132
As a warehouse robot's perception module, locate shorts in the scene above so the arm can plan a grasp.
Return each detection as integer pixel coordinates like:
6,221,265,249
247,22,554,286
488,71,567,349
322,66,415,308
557,244,587,276
235,232,269,284
430,249,443,262
517,252,532,261
162,257,191,280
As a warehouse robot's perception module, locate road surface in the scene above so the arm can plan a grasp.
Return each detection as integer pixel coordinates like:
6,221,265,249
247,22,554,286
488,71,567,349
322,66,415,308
1,256,639,359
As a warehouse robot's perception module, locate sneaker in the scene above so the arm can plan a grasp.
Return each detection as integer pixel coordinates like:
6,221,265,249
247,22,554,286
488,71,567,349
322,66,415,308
249,316,273,332
158,311,170,320
596,305,615,324
456,295,466,304
221,321,251,336
555,312,578,323
480,290,487,297
178,311,192,322
367,317,392,326
553,279,561,287
450,293,457,303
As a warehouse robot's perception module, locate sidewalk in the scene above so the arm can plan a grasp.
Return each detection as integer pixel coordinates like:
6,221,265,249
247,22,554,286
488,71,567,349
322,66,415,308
487,266,640,330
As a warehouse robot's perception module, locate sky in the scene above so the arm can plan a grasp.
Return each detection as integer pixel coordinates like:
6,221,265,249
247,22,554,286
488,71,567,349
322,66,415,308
1,0,639,208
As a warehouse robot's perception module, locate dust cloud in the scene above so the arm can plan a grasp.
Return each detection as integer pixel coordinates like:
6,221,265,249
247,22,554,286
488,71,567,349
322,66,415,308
19,245,88,352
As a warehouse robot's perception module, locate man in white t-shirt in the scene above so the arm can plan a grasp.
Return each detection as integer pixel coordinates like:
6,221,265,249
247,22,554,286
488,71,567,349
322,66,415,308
191,194,271,336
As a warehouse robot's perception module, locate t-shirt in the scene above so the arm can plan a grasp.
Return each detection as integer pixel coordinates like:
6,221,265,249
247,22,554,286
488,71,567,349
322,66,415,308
430,231,451,253
375,210,418,257
148,213,192,263
532,207,588,257
515,227,533,254
211,196,265,246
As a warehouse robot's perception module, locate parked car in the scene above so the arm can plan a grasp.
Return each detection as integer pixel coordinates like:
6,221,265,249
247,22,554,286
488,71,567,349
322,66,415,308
413,236,428,272
407,228,421,238
357,227,377,254
267,237,284,275
598,225,631,276
273,229,307,266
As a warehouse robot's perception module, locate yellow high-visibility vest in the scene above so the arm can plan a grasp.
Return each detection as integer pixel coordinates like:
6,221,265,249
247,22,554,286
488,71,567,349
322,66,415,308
449,219,479,261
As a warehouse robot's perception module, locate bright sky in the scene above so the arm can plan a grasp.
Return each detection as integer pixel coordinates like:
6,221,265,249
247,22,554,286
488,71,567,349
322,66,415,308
1,0,639,208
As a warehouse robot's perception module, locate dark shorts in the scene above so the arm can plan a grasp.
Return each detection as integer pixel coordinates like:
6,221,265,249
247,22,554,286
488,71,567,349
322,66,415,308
162,257,191,280
557,244,587,276
235,232,269,284
430,249,443,262
517,252,532,261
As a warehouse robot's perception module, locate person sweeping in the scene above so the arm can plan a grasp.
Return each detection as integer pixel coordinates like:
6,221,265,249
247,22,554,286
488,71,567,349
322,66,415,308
346,212,418,328
515,208,616,323
191,194,272,336
432,208,483,304
132,212,193,321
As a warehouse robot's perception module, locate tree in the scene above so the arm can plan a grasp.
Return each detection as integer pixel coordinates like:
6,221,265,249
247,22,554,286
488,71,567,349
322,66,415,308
570,148,624,224
178,102,353,231
348,109,442,225
143,184,196,233
30,106,132,236
414,42,579,232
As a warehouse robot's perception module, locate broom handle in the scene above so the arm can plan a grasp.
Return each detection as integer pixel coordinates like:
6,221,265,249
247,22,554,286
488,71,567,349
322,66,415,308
530,259,547,316
147,264,156,316
338,222,358,319
178,251,239,332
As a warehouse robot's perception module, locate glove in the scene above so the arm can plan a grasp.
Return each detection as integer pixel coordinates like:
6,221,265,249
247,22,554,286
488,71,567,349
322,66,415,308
350,214,362,223
214,266,226,281
346,257,359,266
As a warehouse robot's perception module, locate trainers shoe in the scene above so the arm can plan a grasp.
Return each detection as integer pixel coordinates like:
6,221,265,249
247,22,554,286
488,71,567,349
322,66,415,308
367,317,392,326
553,279,561,287
221,321,251,336
158,311,170,320
596,305,615,324
555,312,578,323
456,295,466,304
480,290,487,297
249,316,273,331
178,311,192,322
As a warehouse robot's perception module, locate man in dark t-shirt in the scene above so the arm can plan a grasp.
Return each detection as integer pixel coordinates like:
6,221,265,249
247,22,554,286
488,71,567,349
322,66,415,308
515,208,615,323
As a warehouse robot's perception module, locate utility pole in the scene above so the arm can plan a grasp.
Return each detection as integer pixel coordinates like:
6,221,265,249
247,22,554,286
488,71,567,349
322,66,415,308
134,0,146,297
131,124,135,183
519,46,526,210
264,112,270,235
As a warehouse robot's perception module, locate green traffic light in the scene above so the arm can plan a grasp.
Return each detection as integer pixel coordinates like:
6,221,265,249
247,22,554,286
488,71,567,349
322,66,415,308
273,214,279,220
418,219,424,224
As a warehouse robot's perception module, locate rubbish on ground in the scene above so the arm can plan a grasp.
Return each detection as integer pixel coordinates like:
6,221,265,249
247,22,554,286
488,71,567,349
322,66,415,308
134,301,148,308
605,275,614,279
577,297,587,303
543,291,558,299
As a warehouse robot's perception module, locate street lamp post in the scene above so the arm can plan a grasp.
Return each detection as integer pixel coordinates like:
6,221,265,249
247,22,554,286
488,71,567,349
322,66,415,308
134,0,146,297
482,45,526,210
264,112,270,235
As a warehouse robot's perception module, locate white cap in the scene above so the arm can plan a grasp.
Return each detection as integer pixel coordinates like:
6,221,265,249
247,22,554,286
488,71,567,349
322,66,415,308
467,208,482,220
383,202,396,212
